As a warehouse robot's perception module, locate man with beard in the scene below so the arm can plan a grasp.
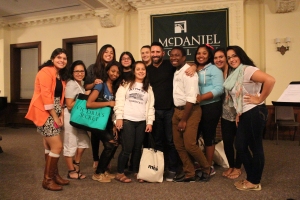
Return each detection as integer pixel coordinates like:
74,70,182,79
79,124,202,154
147,42,195,181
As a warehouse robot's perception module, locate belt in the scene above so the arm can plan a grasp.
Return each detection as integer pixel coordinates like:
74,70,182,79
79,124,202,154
175,103,199,110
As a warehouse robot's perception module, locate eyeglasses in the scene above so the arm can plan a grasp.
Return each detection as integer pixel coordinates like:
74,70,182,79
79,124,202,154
122,58,131,61
227,54,238,61
73,70,85,74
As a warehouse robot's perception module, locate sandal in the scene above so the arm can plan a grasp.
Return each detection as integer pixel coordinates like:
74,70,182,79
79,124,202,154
222,168,233,177
115,173,131,183
236,181,261,191
134,173,145,183
67,169,86,179
227,168,242,179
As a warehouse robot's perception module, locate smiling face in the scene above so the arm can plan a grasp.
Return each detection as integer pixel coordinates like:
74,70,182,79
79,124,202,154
196,47,209,66
227,49,241,69
107,65,120,81
170,49,186,68
52,53,67,70
151,45,164,65
103,47,114,63
140,47,151,64
134,63,146,82
73,64,85,83
214,51,227,69
121,54,132,68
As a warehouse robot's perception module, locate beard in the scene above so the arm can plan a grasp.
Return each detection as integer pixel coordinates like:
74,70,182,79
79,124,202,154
151,56,163,65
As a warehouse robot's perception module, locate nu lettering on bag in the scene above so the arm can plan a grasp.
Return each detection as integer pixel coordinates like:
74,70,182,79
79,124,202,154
148,165,158,171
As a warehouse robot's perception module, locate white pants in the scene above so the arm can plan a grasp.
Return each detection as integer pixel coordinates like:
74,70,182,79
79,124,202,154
63,108,90,157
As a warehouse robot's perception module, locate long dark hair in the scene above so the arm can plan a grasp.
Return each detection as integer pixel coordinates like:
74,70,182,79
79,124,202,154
38,48,68,81
69,60,87,81
128,61,150,92
93,44,116,80
226,46,256,67
194,44,214,66
213,48,226,65
104,61,122,95
119,51,136,69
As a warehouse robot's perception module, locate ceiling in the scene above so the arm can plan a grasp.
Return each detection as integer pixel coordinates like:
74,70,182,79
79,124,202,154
0,0,107,21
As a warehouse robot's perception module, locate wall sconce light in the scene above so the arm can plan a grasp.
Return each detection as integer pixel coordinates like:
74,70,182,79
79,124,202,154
274,37,290,55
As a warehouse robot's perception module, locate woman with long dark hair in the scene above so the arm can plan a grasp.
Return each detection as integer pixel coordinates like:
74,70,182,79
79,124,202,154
224,45,275,191
63,60,90,180
195,44,224,176
119,51,136,82
213,48,242,179
26,48,69,191
84,44,116,170
86,61,122,183
114,61,155,183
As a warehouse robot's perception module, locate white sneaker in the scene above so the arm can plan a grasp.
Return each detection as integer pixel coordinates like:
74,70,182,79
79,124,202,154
210,166,216,176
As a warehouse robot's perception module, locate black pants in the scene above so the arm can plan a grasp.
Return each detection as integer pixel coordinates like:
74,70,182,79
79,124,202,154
221,118,242,169
91,130,117,174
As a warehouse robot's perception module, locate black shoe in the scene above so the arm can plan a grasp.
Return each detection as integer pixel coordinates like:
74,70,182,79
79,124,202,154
173,176,196,182
199,170,211,182
174,171,185,180
195,168,211,182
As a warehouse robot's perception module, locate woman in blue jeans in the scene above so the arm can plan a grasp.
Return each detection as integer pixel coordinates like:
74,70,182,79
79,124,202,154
114,61,155,183
224,46,275,191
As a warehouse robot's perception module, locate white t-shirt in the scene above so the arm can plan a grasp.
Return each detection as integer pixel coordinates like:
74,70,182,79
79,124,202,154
123,82,148,121
65,80,85,99
230,67,263,113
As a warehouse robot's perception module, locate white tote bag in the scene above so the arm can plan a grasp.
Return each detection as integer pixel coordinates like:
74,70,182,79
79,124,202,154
213,140,229,168
137,134,164,183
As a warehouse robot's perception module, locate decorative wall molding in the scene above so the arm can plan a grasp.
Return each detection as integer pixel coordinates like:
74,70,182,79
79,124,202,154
103,0,135,11
275,0,297,13
0,11,96,28
138,1,244,48
94,9,117,27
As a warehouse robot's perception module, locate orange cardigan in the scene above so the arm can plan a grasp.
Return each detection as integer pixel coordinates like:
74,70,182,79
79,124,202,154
25,66,66,126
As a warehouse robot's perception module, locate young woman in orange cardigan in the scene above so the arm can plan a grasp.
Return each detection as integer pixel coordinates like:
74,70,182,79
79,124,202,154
26,48,69,191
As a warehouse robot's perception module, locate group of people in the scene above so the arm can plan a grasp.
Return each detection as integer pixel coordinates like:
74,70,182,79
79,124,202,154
25,41,275,192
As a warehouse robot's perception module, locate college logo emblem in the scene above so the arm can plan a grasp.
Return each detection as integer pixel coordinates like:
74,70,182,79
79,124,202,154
174,20,187,33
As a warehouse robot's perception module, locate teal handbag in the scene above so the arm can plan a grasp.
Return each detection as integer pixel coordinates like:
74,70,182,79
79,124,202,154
70,91,111,132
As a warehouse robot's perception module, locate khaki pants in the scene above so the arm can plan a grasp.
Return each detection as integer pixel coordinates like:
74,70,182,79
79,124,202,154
172,105,209,177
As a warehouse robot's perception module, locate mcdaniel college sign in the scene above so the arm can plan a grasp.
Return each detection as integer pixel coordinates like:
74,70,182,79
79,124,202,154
151,9,229,61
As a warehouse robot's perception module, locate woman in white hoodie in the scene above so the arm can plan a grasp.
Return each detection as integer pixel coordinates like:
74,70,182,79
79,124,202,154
114,61,155,183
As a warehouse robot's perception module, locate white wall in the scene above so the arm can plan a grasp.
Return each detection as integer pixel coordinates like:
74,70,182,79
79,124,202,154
1,0,299,105
264,0,300,104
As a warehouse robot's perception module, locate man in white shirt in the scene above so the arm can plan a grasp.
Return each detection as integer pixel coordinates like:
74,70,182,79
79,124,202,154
170,46,211,182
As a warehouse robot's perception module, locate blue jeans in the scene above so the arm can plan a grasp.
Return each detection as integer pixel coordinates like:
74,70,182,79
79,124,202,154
235,104,268,184
152,109,181,172
117,120,146,173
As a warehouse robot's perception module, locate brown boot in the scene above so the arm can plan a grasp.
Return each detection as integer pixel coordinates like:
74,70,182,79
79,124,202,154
54,167,70,185
45,153,69,185
42,156,63,191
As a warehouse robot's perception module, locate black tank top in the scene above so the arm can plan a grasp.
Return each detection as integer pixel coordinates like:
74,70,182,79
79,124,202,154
54,78,62,98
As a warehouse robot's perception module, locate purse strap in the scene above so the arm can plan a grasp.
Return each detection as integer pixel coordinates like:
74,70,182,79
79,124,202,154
74,80,84,94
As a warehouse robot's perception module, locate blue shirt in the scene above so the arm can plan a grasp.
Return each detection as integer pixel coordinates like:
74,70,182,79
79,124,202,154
93,83,115,101
197,63,224,106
